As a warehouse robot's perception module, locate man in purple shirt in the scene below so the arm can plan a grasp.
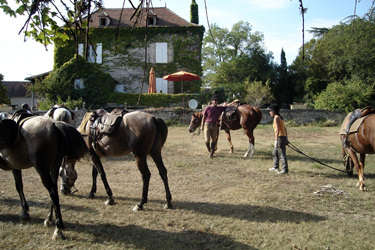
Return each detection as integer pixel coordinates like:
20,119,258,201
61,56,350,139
201,95,239,158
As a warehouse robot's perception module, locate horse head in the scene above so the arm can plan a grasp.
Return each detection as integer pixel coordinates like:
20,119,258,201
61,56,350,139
59,160,78,195
188,111,202,133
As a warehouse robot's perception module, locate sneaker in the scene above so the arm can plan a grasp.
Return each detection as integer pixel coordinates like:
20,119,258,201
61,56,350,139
269,167,279,171
277,170,288,174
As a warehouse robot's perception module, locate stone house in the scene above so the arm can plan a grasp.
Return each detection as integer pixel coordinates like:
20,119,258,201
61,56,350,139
54,7,205,94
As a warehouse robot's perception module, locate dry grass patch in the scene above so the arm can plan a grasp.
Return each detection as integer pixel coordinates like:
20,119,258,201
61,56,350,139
0,125,375,249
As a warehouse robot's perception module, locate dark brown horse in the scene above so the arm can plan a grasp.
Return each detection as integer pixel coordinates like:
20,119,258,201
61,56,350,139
0,115,88,240
341,111,375,191
62,110,172,211
188,105,263,158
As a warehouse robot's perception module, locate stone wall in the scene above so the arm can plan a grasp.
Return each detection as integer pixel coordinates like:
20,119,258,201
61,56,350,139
142,108,347,125
32,107,348,127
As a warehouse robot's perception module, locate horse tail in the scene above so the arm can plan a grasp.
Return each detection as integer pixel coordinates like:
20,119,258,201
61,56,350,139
152,117,168,150
253,106,263,125
54,121,88,162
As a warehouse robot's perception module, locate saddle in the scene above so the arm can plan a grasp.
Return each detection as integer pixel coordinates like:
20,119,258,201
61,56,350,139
220,101,241,130
46,104,75,120
342,106,375,147
88,109,122,141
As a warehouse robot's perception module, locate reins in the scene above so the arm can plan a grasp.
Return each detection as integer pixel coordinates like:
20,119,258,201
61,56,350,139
191,127,201,137
287,141,349,173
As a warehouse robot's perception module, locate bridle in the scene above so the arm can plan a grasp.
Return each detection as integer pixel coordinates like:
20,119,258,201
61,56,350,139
189,114,202,137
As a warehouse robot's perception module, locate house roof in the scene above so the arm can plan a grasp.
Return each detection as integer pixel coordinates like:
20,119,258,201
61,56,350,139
2,81,30,97
24,71,52,83
86,7,200,28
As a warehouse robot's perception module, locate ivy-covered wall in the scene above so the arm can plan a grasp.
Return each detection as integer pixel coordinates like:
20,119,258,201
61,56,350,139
54,26,205,94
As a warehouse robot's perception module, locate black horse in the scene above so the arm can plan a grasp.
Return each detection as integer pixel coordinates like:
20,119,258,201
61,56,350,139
0,115,87,240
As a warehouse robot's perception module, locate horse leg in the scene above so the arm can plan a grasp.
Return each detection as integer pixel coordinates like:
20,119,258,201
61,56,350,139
36,165,65,240
345,148,366,191
88,154,114,205
133,155,151,211
86,164,98,199
225,129,234,153
150,152,173,209
244,130,255,158
358,154,367,191
12,170,30,220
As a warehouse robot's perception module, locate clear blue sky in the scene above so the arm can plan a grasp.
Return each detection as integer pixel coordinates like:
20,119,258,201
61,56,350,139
0,0,372,81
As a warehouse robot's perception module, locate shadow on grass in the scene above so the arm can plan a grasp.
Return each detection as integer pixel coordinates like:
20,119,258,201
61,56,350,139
0,195,324,249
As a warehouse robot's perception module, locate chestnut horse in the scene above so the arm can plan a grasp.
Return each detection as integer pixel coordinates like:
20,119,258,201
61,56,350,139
341,112,375,191
188,105,262,158
62,110,172,211
0,115,87,240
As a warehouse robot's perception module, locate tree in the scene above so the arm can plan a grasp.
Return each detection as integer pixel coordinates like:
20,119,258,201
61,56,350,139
190,0,198,24
245,79,273,107
314,77,375,112
202,21,276,99
0,74,10,104
28,55,117,109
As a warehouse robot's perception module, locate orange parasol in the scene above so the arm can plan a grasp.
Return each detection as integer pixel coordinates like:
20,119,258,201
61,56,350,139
163,71,201,93
148,67,156,93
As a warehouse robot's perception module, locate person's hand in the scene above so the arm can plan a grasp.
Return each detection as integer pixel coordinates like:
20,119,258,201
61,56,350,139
274,140,279,148
201,126,204,131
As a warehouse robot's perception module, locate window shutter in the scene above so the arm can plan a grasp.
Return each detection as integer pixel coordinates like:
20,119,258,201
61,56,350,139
78,44,84,56
96,43,102,64
156,43,168,63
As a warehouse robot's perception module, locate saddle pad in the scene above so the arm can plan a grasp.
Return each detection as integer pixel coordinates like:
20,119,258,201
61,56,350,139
339,113,372,135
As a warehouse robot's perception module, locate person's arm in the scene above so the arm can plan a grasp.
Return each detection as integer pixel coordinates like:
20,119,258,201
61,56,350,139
201,115,206,130
274,116,281,147
227,99,240,106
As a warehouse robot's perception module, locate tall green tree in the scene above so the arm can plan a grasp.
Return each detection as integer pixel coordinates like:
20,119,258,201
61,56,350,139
202,21,276,99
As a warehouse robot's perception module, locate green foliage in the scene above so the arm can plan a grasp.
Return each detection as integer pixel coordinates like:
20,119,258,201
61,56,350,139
29,55,117,109
202,21,276,99
245,79,273,107
314,77,375,112
55,26,204,94
0,74,11,104
190,0,198,24
291,19,375,105
38,96,83,110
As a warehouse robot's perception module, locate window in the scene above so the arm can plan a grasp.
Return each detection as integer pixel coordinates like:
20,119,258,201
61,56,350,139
148,16,156,25
99,18,107,27
74,78,84,89
114,84,125,93
156,43,168,63
78,43,102,64
156,78,168,93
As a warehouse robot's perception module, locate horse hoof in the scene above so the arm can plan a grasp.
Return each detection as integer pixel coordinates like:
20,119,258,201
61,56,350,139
60,189,72,195
21,212,30,220
105,198,115,205
44,219,52,227
85,193,95,199
163,203,173,209
52,228,65,240
132,204,144,211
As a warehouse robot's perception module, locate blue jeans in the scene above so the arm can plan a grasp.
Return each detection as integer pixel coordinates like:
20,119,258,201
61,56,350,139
273,136,288,170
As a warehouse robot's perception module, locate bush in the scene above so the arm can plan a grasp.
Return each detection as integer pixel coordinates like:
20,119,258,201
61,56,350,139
314,77,375,112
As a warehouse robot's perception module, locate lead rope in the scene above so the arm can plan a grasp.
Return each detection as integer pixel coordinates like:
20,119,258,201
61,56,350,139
287,141,349,173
